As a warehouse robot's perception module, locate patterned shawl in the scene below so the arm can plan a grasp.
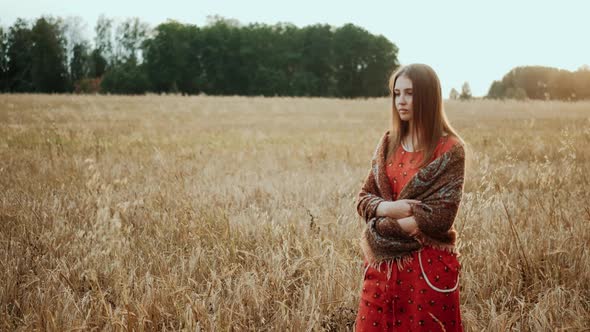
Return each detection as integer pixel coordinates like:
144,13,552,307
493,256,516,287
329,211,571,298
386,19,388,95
356,131,466,267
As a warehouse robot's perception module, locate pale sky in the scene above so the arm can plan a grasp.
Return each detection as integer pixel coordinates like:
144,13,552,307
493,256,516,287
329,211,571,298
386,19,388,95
1,0,588,97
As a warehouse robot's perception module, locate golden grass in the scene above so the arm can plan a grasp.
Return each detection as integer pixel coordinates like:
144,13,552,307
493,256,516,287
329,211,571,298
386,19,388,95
0,94,589,331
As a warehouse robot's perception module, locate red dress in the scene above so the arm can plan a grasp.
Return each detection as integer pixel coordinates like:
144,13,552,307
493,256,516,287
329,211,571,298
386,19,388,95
355,135,463,331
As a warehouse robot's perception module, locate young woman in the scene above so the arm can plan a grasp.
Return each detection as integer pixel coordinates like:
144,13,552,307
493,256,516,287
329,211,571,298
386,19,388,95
355,63,466,331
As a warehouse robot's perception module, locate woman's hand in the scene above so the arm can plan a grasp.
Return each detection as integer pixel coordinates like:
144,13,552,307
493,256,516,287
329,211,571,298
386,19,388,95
375,216,419,237
376,199,421,219
397,216,419,235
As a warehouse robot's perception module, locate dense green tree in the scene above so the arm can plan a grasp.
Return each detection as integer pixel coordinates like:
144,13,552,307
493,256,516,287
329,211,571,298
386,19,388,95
70,42,90,83
275,23,305,95
331,24,398,98
30,17,69,92
0,26,8,91
199,20,246,95
333,24,371,98
5,19,33,92
1,15,401,97
100,59,150,94
299,24,334,96
143,21,201,94
88,48,107,78
239,23,283,95
363,34,398,97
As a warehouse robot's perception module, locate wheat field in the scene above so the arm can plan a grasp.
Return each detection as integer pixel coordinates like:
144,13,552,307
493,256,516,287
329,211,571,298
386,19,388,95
0,94,589,331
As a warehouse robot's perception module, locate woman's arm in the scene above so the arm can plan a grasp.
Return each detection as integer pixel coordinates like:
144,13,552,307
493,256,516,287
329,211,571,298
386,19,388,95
374,215,418,237
376,200,421,219
356,132,391,222
374,201,420,237
356,165,385,222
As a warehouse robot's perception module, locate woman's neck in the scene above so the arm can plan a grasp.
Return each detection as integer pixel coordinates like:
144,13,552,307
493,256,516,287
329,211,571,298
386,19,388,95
403,123,419,152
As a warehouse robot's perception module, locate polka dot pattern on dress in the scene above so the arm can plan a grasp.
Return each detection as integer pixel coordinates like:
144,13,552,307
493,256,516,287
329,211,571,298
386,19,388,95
355,246,463,331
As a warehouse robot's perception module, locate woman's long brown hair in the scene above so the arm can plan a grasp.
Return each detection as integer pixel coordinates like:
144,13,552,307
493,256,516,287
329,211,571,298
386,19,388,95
387,63,463,168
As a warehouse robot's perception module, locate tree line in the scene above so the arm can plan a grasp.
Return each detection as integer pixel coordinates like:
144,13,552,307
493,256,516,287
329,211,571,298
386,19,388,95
0,15,399,97
486,65,590,101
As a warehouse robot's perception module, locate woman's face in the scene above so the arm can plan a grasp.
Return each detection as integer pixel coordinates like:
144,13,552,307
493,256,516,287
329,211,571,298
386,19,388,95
394,75,413,122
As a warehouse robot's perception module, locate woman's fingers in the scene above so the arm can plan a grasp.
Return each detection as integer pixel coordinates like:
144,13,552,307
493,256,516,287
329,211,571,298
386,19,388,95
402,199,421,207
403,200,420,217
